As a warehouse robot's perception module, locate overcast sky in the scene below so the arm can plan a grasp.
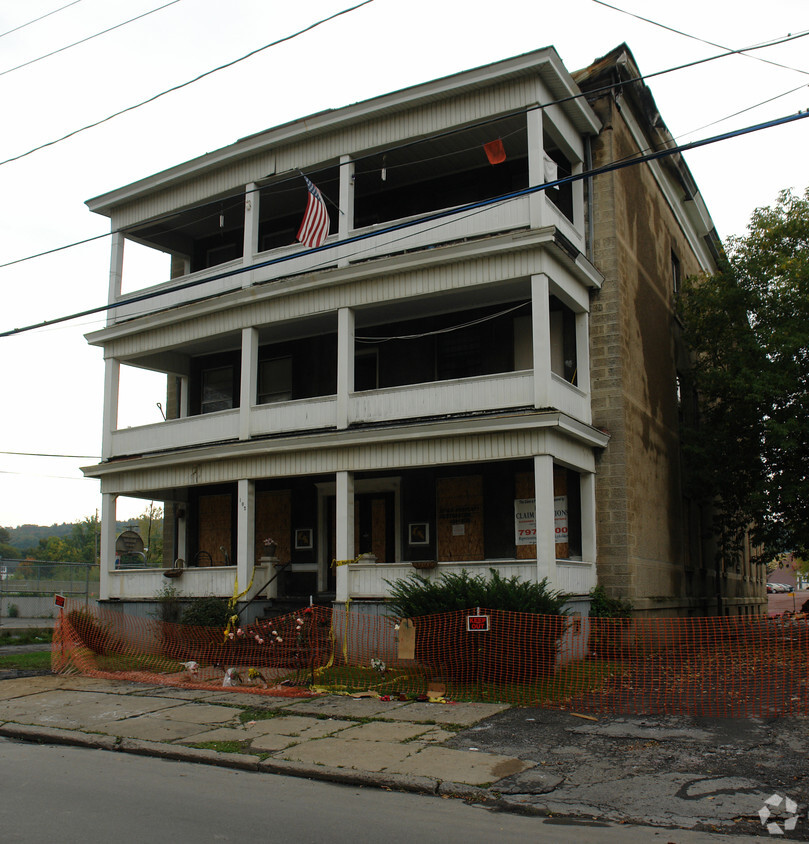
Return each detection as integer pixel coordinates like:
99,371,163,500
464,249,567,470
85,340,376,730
1,0,807,529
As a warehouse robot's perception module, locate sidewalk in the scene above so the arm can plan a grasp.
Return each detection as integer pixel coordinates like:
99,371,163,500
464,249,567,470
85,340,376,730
1,673,806,839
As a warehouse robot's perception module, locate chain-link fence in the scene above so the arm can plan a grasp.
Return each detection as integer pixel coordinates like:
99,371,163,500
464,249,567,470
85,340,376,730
0,560,98,622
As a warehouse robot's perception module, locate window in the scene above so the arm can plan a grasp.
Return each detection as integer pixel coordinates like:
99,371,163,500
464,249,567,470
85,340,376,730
549,297,577,385
671,251,681,296
355,348,379,391
544,136,574,223
258,356,292,404
201,366,234,413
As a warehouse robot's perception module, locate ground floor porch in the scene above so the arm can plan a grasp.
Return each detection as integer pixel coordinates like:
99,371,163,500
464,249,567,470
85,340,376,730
97,447,600,618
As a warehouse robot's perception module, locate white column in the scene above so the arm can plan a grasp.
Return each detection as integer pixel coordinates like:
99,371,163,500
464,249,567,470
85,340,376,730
531,273,551,409
335,470,355,602
179,375,190,418
534,455,557,588
176,503,188,563
337,154,354,268
571,160,585,232
575,310,591,423
239,327,259,441
100,493,118,601
242,182,259,287
236,479,255,599
337,307,354,429
580,471,597,565
107,231,124,326
101,357,120,460
527,105,548,229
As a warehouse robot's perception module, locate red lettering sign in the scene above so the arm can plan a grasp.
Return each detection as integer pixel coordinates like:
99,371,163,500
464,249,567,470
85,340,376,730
466,614,490,632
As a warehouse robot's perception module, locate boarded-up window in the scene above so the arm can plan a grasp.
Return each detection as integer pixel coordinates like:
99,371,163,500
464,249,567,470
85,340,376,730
256,490,291,562
198,494,232,566
436,476,484,562
515,471,535,560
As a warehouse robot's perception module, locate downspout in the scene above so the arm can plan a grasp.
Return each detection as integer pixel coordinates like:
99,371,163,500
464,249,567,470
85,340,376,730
584,134,594,264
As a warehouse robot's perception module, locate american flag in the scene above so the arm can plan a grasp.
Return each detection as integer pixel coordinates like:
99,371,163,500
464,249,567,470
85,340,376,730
296,175,330,248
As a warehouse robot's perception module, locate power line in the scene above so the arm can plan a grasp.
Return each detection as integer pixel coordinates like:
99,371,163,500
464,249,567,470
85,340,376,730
0,0,185,80
1,451,99,459
2,108,807,339
2,28,807,276
0,0,83,40
590,0,809,77
0,0,376,168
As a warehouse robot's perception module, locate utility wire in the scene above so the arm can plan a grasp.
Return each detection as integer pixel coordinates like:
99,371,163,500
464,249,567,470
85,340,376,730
1,451,99,459
2,26,807,275
0,0,184,80
0,0,83,40
3,108,807,339
0,0,376,168
590,0,809,77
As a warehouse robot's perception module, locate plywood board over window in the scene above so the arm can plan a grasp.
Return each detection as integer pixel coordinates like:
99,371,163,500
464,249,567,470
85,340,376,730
515,471,536,560
198,494,232,566
256,490,291,562
436,476,484,562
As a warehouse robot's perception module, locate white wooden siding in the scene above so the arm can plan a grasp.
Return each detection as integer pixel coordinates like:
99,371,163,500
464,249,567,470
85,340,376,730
109,79,540,229
106,564,270,601
109,198,531,322
95,424,601,495
342,558,595,599
249,396,337,436
99,235,570,359
350,372,533,424
110,409,239,454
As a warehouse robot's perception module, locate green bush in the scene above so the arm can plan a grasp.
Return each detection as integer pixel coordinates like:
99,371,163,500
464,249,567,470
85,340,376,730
7,603,19,618
180,596,231,628
588,585,633,619
386,568,567,617
154,583,182,624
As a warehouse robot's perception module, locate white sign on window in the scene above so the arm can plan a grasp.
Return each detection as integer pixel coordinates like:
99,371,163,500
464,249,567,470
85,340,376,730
514,498,536,545
554,496,568,546
514,497,569,546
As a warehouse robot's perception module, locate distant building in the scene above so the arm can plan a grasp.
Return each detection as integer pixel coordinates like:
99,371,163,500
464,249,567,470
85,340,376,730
83,44,766,620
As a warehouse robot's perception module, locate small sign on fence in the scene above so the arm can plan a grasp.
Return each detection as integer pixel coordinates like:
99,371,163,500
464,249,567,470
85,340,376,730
54,594,66,608
466,614,490,632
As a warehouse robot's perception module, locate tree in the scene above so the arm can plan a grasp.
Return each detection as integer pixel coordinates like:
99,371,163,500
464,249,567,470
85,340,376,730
679,188,809,559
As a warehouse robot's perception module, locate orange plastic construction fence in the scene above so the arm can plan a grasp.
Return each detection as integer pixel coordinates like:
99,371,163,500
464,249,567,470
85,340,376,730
52,601,809,717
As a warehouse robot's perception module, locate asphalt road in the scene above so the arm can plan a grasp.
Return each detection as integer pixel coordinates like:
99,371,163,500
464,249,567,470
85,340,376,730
768,588,808,616
0,739,767,843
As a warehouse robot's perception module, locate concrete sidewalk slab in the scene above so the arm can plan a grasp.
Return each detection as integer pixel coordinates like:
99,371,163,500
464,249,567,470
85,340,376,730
149,702,240,724
0,675,70,700
337,720,433,742
0,689,181,730
383,700,510,725
281,736,418,772
284,695,408,719
91,713,213,743
395,745,532,785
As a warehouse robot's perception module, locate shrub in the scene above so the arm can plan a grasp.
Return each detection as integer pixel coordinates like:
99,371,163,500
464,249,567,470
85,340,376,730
386,568,567,617
154,583,182,624
180,596,231,628
588,585,633,619
7,603,19,618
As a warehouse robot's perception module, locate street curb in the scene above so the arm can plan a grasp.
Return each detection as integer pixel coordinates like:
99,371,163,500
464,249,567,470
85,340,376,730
258,757,440,795
0,722,118,751
0,723,486,801
117,738,262,771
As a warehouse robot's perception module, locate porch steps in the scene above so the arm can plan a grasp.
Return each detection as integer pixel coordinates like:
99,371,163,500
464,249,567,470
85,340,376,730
261,593,335,620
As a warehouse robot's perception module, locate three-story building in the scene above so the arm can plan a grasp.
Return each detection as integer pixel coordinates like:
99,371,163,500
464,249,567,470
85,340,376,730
83,44,766,621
